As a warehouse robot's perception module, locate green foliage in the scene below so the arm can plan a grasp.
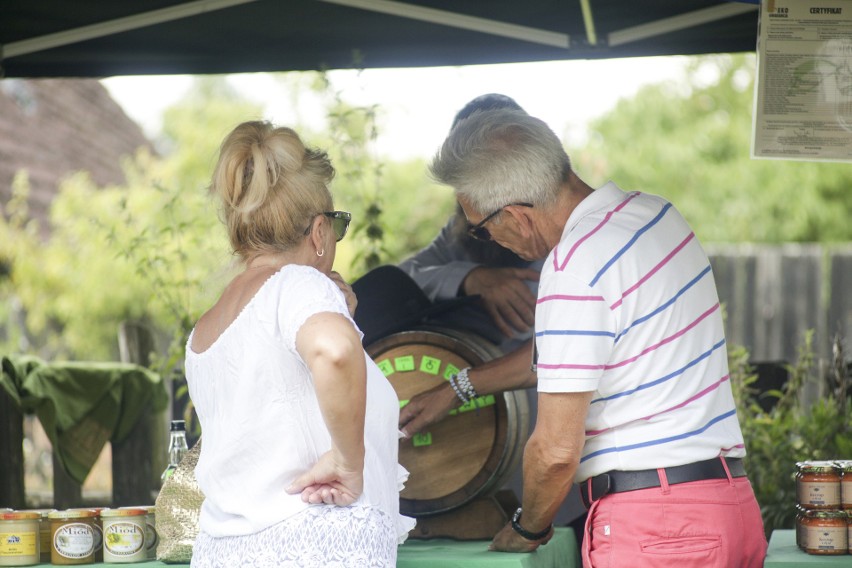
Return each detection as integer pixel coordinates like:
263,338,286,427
572,54,852,243
300,71,454,278
0,72,452,368
0,153,230,364
0,78,251,363
729,331,851,537
314,71,386,274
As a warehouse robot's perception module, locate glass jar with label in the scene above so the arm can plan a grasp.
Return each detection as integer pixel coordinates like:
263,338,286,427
48,509,97,565
846,510,852,554
837,460,852,510
119,506,156,560
0,511,41,567
797,461,841,510
101,508,147,563
801,509,848,555
20,508,55,563
86,508,105,563
795,505,807,550
66,509,105,563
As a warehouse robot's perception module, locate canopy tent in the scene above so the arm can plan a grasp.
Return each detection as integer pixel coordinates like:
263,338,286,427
1,0,759,78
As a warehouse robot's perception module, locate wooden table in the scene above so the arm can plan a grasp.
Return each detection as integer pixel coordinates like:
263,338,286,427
765,530,851,566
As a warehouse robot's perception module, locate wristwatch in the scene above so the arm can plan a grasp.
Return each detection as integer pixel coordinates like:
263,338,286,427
510,507,552,541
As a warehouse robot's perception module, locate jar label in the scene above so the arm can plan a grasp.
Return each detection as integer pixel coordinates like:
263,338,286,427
0,531,37,556
145,520,158,552
804,525,846,551
54,522,95,559
798,481,841,506
104,521,144,556
842,479,852,506
93,524,103,552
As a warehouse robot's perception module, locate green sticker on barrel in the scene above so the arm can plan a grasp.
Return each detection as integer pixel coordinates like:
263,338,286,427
456,395,496,413
412,432,432,447
443,364,460,380
394,356,415,371
420,356,441,375
377,359,394,376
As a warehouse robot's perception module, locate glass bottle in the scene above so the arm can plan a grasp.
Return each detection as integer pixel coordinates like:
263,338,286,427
161,420,188,482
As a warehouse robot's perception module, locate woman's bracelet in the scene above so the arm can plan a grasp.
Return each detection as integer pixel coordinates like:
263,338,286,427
455,367,478,401
448,374,469,404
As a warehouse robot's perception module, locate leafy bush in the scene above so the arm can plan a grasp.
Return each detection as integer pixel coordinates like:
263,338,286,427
729,330,851,537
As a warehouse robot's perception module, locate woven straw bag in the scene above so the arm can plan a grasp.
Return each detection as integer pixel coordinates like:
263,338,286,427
155,439,203,563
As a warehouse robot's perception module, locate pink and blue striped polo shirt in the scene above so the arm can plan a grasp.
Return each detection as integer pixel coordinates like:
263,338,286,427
535,182,745,481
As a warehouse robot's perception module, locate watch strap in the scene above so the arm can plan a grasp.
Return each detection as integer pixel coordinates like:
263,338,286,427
510,507,552,541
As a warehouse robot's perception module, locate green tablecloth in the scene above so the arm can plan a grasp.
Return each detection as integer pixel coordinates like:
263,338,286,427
25,528,579,568
0,354,168,484
395,527,579,567
765,530,851,566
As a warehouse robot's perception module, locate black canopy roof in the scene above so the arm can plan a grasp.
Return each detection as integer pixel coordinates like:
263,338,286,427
1,0,759,78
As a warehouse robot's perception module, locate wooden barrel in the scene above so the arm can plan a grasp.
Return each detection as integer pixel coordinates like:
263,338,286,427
367,326,529,517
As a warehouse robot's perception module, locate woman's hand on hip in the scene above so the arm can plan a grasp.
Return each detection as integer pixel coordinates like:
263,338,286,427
286,450,364,506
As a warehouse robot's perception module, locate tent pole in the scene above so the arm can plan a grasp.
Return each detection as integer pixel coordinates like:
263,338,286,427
318,0,570,49
608,3,758,47
3,0,260,59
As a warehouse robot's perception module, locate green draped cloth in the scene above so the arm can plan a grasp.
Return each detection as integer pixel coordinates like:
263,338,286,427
1,354,169,484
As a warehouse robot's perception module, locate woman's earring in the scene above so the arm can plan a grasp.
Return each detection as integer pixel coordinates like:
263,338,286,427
316,248,324,257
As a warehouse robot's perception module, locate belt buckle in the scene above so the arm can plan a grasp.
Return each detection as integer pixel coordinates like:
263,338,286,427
583,473,611,508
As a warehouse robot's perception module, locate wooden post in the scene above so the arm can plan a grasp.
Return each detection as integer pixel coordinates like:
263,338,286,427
0,387,25,509
53,452,82,509
115,320,159,506
112,402,154,506
118,320,154,368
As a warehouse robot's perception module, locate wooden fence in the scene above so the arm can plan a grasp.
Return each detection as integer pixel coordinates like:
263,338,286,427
707,244,852,366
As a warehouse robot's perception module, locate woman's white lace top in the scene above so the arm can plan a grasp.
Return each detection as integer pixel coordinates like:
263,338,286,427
185,264,415,542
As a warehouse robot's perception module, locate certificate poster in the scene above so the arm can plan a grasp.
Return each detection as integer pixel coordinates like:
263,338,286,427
752,0,852,162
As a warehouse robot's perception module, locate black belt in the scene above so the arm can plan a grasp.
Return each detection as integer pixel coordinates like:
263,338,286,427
580,457,746,509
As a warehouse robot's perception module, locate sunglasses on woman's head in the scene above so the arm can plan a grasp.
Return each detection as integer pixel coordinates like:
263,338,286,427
324,211,351,241
304,211,352,241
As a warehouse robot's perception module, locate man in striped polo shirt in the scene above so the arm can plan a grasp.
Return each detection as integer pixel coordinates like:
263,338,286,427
428,109,766,567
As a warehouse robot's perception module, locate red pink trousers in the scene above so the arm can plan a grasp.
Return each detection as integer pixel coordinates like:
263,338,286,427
582,466,767,567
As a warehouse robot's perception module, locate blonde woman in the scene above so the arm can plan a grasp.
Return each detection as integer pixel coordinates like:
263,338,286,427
185,121,414,567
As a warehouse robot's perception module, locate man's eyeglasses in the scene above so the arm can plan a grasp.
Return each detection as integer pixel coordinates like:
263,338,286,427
467,203,533,242
304,211,352,241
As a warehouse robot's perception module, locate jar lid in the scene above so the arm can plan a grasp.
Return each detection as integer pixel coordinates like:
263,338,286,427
804,509,847,519
797,460,840,473
19,508,55,518
835,460,852,471
1,511,41,520
120,505,155,513
50,509,98,519
100,508,147,518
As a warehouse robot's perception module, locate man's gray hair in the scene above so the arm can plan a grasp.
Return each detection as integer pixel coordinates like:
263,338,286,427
429,109,571,214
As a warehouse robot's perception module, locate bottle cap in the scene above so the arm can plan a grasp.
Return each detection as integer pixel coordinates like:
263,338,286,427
170,420,186,432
